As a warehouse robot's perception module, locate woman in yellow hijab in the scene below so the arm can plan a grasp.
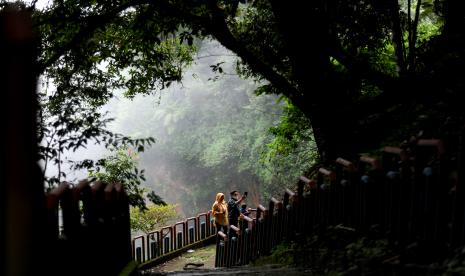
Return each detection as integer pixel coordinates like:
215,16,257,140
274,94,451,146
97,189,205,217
212,193,228,234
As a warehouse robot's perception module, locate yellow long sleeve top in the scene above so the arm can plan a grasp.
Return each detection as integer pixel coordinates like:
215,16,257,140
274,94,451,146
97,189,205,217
212,193,228,226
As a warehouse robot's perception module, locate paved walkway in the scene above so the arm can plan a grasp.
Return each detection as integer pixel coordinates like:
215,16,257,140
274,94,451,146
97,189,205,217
143,244,216,274
140,245,313,276
144,264,313,276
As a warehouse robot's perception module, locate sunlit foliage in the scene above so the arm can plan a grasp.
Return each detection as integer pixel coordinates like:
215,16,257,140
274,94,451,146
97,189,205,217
130,203,179,234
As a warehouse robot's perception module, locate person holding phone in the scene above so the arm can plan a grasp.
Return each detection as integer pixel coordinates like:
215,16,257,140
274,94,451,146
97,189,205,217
227,190,247,236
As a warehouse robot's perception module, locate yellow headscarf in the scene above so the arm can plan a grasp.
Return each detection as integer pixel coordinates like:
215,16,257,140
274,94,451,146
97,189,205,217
212,193,228,225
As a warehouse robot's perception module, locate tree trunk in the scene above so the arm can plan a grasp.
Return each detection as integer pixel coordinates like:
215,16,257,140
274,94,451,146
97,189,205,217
269,0,357,162
1,9,46,276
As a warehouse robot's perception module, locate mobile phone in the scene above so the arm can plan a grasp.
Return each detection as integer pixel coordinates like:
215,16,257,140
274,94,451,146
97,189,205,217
244,191,248,196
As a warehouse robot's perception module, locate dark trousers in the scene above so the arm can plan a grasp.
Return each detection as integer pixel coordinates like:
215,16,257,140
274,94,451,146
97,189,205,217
215,222,228,234
228,219,238,237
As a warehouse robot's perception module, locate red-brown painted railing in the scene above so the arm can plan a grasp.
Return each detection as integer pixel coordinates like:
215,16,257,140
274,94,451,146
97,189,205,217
131,210,217,265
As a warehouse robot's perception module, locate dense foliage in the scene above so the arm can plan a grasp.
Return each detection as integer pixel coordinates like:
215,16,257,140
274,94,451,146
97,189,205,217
2,0,464,271
3,0,460,168
2,0,463,220
130,203,179,234
38,88,156,188
109,40,316,215
88,146,150,208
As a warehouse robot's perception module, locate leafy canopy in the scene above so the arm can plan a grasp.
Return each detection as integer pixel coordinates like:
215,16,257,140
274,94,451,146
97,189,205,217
89,146,153,209
3,0,458,183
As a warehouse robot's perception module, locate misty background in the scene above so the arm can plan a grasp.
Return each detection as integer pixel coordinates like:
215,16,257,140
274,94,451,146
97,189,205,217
44,39,313,217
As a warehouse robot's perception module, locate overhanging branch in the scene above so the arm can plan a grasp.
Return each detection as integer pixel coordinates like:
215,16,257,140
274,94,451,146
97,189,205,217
37,0,150,74
203,1,302,102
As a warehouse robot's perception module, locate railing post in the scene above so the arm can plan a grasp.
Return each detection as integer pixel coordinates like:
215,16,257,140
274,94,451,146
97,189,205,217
358,156,382,227
75,180,92,227
183,221,187,247
268,199,275,251
239,215,253,265
209,210,215,237
198,213,208,239
60,182,81,239
255,204,267,257
298,176,311,233
317,168,336,228
306,179,318,232
132,236,145,263
215,231,229,267
185,217,196,244
334,158,357,227
295,178,305,234
414,139,449,253
229,225,241,266
174,222,185,250
115,183,132,268
382,146,413,248
161,227,171,254
451,128,465,250
46,184,68,240
147,232,158,260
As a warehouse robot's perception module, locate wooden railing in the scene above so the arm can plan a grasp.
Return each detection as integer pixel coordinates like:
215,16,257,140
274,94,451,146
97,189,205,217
45,180,133,275
215,138,465,267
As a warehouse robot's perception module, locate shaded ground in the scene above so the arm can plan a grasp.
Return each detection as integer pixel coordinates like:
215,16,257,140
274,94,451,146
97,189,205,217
144,264,313,275
144,244,216,274
141,245,312,276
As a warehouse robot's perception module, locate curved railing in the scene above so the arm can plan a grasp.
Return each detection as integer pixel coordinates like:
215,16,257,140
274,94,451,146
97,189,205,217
132,210,217,268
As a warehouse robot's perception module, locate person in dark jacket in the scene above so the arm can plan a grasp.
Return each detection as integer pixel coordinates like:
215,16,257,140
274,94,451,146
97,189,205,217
227,190,247,236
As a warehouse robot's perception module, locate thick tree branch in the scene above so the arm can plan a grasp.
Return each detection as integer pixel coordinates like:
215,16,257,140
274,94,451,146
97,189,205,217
408,0,412,43
408,0,422,71
269,0,330,97
175,1,302,102
389,0,406,74
209,19,300,101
